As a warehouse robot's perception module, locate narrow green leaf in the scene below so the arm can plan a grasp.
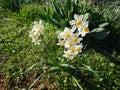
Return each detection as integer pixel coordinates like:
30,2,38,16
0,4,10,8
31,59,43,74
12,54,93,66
91,31,110,40
82,64,100,77
72,76,83,90
99,23,109,28
90,28,105,33
60,64,75,69
48,67,61,73
66,0,72,11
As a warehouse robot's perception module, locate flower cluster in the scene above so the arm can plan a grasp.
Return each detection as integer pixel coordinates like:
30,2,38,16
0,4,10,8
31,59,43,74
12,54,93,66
57,14,89,60
29,20,44,45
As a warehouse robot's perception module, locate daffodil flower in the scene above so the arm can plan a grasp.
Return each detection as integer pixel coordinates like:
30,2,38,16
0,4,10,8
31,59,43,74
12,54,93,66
64,40,75,48
59,27,73,40
29,20,44,45
57,40,65,46
76,44,83,53
69,14,89,37
63,50,74,60
69,14,84,30
78,22,89,37
32,38,41,45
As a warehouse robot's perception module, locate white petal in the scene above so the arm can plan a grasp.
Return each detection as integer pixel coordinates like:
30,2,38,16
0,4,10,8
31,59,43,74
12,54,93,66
78,29,82,35
64,27,70,32
81,33,86,37
79,37,83,41
78,26,83,31
82,21,89,27
39,20,42,24
71,25,76,32
56,31,61,35
69,20,76,25
34,21,38,25
78,15,83,20
74,14,79,20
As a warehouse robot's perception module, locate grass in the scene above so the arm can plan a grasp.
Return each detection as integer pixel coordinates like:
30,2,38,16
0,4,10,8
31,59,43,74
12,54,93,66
0,1,120,90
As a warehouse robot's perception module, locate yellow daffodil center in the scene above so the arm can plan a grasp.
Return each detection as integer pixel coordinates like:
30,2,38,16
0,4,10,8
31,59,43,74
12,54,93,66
34,39,38,43
36,24,41,27
66,53,70,57
37,29,41,34
71,48,75,53
73,54,76,58
77,48,81,52
31,33,34,37
69,42,73,47
84,27,89,32
60,42,64,46
65,33,71,39
73,38,78,43
76,20,82,26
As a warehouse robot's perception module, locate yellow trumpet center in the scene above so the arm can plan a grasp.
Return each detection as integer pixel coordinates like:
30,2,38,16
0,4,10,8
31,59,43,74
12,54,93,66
66,53,70,57
31,33,34,37
76,20,82,26
65,33,71,39
37,29,41,34
60,42,64,46
84,27,89,32
71,48,75,53
73,38,78,43
77,48,81,52
69,42,73,47
36,24,41,27
34,39,38,43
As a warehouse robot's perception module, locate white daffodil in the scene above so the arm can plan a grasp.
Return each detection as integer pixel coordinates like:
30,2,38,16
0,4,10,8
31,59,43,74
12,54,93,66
33,20,43,28
34,27,44,36
69,14,84,30
59,27,73,40
57,40,65,46
29,30,35,38
69,47,78,55
71,34,83,44
63,50,74,60
78,22,89,37
76,44,83,53
32,38,41,45
64,40,75,48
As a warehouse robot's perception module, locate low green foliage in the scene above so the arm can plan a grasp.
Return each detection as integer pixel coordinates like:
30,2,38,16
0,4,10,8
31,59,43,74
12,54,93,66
0,0,25,12
14,4,47,23
0,0,49,12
